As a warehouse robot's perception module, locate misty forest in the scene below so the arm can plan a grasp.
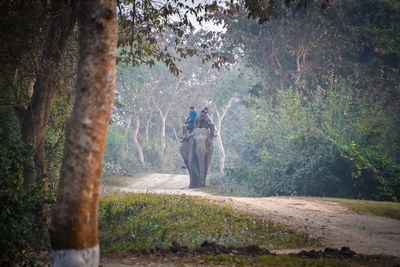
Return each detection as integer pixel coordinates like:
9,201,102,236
1,0,400,266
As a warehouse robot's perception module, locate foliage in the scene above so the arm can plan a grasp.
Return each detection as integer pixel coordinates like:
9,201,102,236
142,143,164,169
210,168,266,197
221,0,400,103
211,0,400,201
98,193,316,251
213,81,400,201
45,38,77,186
0,108,53,265
244,0,331,24
0,0,49,112
117,0,227,74
104,124,141,176
103,122,166,176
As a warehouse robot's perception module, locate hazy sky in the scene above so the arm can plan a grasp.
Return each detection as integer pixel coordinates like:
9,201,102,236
173,0,227,32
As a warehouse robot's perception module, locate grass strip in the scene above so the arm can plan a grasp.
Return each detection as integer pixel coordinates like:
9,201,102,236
324,198,400,221
177,254,395,267
99,193,318,252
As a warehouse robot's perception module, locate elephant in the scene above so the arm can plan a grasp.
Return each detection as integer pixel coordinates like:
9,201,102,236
179,128,213,188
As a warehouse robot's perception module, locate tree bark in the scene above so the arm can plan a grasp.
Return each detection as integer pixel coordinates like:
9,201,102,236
50,0,117,266
145,113,152,144
153,98,170,169
216,132,225,173
160,115,167,167
133,115,145,165
214,98,234,173
22,0,76,186
125,113,132,150
125,113,133,135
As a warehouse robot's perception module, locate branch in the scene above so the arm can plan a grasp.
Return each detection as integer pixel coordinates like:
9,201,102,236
214,97,234,131
174,75,185,95
220,97,234,123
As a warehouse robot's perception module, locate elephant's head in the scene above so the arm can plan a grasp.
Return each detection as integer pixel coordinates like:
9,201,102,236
179,128,213,188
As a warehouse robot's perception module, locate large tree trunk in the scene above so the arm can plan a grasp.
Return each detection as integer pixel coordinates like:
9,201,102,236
50,0,117,265
133,115,145,165
22,0,76,186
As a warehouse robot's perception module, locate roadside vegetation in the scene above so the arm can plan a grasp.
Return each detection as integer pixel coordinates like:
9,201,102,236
210,0,400,202
324,198,400,221
177,254,396,267
102,245,400,267
98,193,317,252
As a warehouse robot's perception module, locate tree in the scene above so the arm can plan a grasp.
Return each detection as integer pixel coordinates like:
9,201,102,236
149,65,187,167
213,0,400,200
213,97,234,172
0,0,76,187
208,64,259,172
115,64,147,166
50,0,117,265
21,0,76,186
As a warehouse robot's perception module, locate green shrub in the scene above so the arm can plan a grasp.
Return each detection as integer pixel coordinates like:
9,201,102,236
142,143,163,170
214,83,400,201
103,125,143,176
0,108,53,265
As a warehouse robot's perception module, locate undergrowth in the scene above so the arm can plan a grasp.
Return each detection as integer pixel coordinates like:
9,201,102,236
99,193,317,252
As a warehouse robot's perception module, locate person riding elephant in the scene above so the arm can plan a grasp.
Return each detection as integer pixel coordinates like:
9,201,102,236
179,127,213,188
194,109,217,137
182,106,197,138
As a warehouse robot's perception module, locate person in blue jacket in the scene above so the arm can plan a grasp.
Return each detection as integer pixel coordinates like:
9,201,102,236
182,106,197,138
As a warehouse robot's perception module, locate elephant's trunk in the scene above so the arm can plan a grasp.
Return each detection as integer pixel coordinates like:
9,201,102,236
196,146,206,187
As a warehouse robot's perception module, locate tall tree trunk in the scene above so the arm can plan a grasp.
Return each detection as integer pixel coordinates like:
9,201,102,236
22,0,76,186
153,99,170,170
214,98,234,173
50,0,117,266
125,113,133,135
125,113,132,150
161,115,167,168
216,131,225,173
172,127,180,144
133,115,145,165
145,113,152,144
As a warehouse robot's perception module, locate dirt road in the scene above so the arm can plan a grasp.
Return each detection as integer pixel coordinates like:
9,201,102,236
105,173,400,257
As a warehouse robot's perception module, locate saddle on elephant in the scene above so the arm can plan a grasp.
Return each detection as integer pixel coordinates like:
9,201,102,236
179,128,213,188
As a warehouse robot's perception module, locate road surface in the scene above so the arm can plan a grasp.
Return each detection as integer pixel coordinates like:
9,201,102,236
102,173,400,257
